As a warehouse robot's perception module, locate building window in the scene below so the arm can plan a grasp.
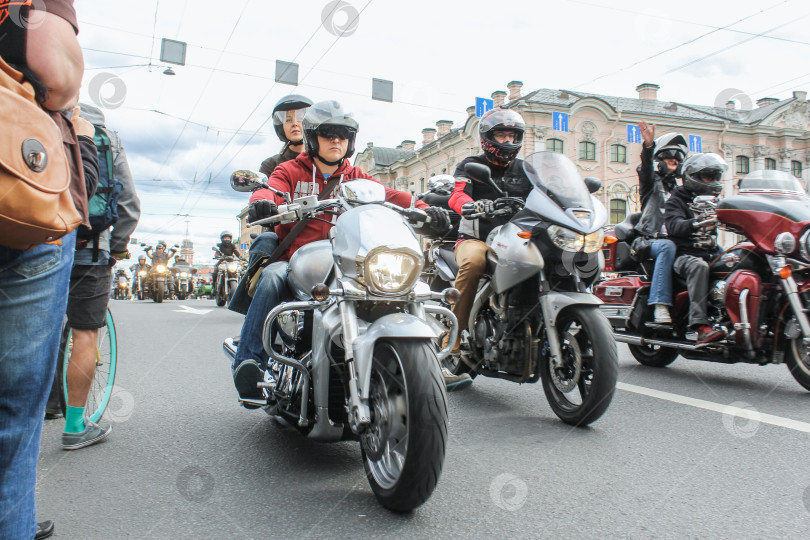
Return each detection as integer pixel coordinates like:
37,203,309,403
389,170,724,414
765,158,776,170
546,138,564,153
792,160,803,178
610,144,627,163
579,141,596,161
610,199,626,225
735,155,750,174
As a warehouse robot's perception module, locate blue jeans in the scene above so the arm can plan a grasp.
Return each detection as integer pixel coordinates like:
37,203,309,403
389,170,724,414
0,231,75,539
228,232,279,316
648,239,676,306
233,261,290,371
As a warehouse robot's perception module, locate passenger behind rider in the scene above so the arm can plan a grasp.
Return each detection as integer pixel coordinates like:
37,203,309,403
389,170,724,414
635,121,688,324
664,153,728,344
231,100,449,402
446,108,533,369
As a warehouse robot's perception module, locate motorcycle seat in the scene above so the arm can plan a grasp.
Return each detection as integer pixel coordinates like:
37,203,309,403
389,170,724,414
438,245,459,276
614,212,641,242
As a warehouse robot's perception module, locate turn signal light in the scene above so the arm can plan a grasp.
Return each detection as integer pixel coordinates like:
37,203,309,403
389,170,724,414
604,236,618,245
311,283,330,301
779,266,792,279
517,231,532,239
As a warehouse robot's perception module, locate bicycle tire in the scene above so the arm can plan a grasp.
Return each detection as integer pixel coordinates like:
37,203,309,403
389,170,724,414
59,308,118,423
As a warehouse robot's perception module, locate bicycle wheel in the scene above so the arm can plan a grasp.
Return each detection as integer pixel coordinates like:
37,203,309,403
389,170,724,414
60,308,118,423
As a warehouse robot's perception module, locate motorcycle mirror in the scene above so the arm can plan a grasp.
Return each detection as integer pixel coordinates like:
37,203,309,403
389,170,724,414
584,177,602,194
464,162,504,196
230,170,269,192
250,233,258,239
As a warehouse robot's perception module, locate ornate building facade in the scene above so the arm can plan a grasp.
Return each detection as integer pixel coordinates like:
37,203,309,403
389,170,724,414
355,81,810,245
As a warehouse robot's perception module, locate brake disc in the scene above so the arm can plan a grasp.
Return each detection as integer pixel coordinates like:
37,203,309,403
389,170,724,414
551,331,582,393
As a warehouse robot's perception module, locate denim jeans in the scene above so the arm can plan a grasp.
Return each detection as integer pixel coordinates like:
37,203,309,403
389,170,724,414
648,239,676,306
228,232,279,316
0,231,75,539
233,261,290,371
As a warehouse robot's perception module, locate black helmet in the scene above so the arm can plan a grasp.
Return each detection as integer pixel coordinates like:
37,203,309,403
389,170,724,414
302,100,359,166
682,153,727,196
654,133,688,175
220,230,233,242
272,94,313,144
479,108,525,166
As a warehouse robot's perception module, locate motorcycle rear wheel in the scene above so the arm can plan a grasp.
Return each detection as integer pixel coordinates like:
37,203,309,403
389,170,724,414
786,337,810,392
540,305,618,427
361,339,448,512
628,343,678,368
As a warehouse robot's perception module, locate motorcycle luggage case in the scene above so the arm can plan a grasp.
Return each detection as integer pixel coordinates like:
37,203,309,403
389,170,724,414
595,276,647,328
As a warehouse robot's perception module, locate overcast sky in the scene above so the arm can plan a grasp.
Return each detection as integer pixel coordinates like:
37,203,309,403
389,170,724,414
74,0,810,265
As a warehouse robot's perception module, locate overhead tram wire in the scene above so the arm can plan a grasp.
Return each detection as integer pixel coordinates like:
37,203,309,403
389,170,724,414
571,2,788,89
179,0,375,218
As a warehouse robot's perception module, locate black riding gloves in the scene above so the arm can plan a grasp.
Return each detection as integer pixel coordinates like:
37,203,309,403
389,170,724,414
461,199,494,216
423,206,451,236
248,199,278,223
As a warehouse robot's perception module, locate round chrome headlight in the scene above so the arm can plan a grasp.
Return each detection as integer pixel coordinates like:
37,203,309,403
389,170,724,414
138,270,147,277
800,229,810,261
363,248,423,295
774,232,796,255
227,262,238,272
156,264,166,273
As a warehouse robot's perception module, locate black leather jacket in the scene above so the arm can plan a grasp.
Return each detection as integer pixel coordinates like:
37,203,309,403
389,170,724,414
635,144,680,238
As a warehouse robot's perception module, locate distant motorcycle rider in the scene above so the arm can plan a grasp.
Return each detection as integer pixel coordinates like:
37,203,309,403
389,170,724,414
144,241,177,295
130,254,150,296
635,121,688,324
446,108,533,362
214,231,241,292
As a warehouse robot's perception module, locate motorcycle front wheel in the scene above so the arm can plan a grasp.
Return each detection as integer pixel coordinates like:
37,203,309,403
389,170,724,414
361,339,448,512
155,281,165,303
540,305,618,427
227,278,237,302
786,336,810,392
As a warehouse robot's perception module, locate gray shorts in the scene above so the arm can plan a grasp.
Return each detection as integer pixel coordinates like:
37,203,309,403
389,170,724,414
66,264,112,330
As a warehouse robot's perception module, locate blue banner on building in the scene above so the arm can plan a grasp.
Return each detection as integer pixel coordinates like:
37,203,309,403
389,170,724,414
475,97,494,117
689,135,702,153
627,124,642,144
552,112,569,132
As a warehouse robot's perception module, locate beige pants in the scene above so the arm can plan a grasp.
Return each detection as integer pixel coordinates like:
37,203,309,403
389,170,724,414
452,239,489,336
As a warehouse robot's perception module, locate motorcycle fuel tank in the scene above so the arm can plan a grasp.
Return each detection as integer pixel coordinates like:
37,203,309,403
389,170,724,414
287,240,334,300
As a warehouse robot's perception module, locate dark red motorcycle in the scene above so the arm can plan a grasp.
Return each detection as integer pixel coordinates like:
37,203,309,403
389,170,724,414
595,170,810,391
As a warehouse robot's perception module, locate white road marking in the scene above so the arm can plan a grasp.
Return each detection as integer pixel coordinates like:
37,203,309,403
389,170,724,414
617,382,810,433
172,305,212,315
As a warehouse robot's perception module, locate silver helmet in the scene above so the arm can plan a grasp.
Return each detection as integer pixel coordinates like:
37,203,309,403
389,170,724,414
682,153,727,196
302,100,359,165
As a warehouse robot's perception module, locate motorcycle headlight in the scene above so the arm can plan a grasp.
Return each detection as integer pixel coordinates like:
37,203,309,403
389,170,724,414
583,230,605,253
227,262,238,272
157,265,166,273
775,232,796,255
801,230,810,261
362,248,423,295
180,272,189,277
547,225,584,252
138,271,147,277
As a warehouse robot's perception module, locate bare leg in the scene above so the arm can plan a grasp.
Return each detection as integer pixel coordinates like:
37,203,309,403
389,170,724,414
65,328,99,407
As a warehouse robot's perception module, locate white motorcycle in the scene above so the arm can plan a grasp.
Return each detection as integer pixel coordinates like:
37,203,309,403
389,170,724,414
223,171,459,511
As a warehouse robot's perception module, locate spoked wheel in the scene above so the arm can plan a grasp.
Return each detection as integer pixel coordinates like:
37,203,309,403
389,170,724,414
361,339,448,512
786,336,810,392
540,305,618,427
58,308,118,423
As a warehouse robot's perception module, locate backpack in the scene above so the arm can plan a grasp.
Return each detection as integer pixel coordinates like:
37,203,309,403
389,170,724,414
78,126,123,257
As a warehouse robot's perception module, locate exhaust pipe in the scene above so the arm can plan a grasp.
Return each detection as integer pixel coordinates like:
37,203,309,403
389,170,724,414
614,333,712,351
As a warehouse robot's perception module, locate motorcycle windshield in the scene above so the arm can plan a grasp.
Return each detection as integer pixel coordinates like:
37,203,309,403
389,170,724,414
523,151,594,211
738,170,807,195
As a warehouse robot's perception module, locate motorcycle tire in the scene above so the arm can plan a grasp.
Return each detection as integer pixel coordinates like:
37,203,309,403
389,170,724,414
138,290,144,301
785,337,810,392
540,305,618,427
361,339,448,512
155,282,165,303
227,279,237,302
628,343,678,368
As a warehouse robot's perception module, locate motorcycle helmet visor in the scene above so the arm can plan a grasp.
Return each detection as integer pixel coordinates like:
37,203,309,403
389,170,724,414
657,148,685,161
274,108,307,125
316,125,355,141
699,170,724,183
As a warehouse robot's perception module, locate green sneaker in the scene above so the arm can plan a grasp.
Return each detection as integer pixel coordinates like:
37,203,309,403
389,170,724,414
62,420,111,450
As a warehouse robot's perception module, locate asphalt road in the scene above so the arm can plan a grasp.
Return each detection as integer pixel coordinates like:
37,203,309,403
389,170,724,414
37,299,810,539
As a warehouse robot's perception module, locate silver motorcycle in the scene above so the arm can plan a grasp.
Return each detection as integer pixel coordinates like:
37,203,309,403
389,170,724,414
223,171,459,511
437,151,618,426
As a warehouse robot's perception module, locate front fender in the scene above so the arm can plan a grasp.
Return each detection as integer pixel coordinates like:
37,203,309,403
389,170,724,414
352,313,437,402
542,291,603,326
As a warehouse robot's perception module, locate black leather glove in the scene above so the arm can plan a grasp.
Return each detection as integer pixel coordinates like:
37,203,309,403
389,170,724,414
461,199,494,217
248,199,278,223
424,206,451,235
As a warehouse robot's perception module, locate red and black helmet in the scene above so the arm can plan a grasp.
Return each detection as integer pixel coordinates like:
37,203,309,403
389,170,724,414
479,108,525,166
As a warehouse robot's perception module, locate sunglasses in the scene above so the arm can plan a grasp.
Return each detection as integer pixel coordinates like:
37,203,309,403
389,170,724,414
316,126,354,140
658,149,683,160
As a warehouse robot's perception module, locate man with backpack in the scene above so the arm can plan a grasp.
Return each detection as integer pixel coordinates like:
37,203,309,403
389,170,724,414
54,103,140,450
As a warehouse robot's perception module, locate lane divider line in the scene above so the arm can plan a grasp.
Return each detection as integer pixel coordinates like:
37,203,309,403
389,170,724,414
616,381,810,433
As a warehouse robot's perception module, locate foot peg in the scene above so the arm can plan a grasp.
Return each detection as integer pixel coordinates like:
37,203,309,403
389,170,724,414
238,397,267,409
